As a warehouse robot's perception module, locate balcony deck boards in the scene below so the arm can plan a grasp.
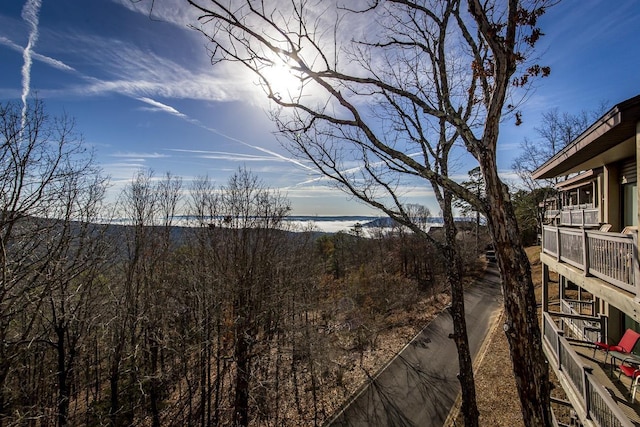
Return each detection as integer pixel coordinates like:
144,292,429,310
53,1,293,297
570,341,640,426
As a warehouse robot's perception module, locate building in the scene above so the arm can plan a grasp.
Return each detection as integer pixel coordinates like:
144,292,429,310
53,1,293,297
532,94,640,426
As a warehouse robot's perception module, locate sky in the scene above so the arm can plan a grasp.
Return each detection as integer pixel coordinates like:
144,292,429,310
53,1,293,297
0,0,639,217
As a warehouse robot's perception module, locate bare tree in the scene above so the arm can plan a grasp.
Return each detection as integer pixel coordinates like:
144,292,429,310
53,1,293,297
511,107,606,232
183,168,323,426
0,99,109,424
373,89,479,424
185,0,555,424
106,170,157,425
215,168,291,426
1,99,462,425
454,167,486,255
106,170,184,426
35,169,110,426
512,107,604,191
183,175,224,426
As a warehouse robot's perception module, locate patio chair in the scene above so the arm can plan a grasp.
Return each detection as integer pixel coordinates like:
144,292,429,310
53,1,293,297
599,223,612,232
593,328,640,364
618,361,640,401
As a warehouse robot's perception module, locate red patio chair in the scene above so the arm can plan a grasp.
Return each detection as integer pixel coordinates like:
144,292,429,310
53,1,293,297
618,362,640,401
593,328,640,364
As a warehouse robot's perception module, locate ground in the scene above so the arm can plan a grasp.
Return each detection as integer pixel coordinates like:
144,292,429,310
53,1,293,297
455,310,524,426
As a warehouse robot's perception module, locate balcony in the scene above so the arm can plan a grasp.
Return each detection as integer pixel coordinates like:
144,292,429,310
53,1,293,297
559,206,600,227
543,311,640,426
541,225,639,296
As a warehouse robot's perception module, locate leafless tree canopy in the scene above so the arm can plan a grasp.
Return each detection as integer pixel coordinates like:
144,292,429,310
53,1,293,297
512,107,606,191
0,103,465,426
188,0,547,221
187,1,555,425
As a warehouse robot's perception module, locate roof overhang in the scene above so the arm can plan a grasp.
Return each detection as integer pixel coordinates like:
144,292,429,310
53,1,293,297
555,169,601,191
532,94,640,180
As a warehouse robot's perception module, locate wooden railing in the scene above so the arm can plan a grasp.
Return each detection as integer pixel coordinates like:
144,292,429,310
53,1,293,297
542,226,639,295
559,300,606,343
563,298,595,316
560,207,600,227
542,312,633,427
545,209,559,218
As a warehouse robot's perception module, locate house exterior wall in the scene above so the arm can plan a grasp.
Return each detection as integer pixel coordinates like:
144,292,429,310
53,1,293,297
604,163,621,231
636,121,640,229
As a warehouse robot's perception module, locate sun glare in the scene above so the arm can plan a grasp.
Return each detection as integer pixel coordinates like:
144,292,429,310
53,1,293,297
261,61,302,100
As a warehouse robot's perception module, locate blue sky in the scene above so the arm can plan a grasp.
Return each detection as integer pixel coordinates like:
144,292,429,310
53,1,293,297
1,0,639,216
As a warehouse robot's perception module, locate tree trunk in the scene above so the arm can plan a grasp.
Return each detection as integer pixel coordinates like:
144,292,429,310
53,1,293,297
442,192,479,427
480,156,552,426
233,331,250,427
0,362,9,426
149,338,160,427
109,337,124,427
56,325,69,427
213,321,222,427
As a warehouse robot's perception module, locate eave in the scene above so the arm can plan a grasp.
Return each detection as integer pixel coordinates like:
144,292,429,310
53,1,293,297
532,94,640,180
555,169,601,191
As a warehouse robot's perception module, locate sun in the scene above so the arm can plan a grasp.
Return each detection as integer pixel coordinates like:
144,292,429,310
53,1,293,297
260,61,302,100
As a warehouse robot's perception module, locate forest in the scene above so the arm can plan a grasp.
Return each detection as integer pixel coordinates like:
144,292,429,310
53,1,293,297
0,100,487,426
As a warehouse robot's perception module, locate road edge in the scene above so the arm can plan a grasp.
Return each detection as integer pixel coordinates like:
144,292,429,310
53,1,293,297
322,300,450,426
443,305,505,427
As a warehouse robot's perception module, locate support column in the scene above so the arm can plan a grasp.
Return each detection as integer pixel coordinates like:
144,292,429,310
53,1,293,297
542,264,549,313
597,174,603,223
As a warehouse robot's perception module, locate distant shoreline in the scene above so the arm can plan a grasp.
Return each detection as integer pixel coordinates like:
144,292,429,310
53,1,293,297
105,215,465,234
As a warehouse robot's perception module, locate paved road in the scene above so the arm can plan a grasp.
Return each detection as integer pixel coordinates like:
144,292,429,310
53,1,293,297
325,265,503,427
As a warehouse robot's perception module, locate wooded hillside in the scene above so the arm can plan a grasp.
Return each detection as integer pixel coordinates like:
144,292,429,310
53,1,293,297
0,100,488,426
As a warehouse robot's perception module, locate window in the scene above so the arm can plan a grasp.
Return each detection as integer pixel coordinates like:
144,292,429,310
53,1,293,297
622,182,638,227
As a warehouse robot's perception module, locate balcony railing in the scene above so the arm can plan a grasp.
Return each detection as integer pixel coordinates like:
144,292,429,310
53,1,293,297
542,226,640,295
542,312,633,427
545,209,559,219
560,207,600,227
559,299,605,343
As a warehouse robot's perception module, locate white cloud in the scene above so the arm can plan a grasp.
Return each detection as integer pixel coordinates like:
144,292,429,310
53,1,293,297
169,148,287,163
137,97,187,118
110,151,169,159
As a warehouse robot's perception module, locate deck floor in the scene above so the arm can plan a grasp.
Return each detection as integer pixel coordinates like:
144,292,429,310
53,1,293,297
570,342,640,426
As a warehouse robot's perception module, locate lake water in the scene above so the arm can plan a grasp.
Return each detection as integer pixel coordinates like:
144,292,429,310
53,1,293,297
285,216,380,233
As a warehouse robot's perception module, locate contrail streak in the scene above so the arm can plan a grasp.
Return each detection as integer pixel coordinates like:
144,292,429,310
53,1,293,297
20,0,42,130
137,97,315,172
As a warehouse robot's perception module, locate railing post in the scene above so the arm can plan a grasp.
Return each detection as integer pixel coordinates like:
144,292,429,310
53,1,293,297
632,232,640,300
557,329,564,371
583,229,590,276
599,315,608,344
583,367,592,420
556,227,561,262
542,264,549,313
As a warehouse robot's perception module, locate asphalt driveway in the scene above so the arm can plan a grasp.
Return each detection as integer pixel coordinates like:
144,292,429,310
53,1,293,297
325,264,503,427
